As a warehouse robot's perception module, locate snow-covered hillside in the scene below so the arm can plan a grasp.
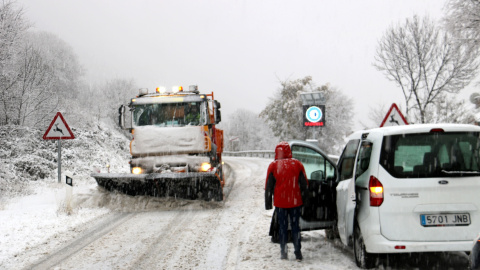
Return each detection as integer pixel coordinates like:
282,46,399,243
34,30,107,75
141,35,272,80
0,123,130,199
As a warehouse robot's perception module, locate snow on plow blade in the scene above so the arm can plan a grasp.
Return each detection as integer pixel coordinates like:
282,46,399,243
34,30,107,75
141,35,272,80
92,172,223,201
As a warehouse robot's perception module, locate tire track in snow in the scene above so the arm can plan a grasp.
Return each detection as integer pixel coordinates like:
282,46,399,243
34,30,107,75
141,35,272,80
128,162,237,269
197,157,269,269
127,209,201,269
125,158,266,269
223,158,268,268
26,212,135,270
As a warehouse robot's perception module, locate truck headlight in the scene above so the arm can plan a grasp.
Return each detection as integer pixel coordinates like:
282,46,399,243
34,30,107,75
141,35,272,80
132,167,143,174
200,162,211,172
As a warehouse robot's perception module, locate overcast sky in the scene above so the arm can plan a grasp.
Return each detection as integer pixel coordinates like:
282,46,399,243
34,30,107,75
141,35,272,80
17,0,476,129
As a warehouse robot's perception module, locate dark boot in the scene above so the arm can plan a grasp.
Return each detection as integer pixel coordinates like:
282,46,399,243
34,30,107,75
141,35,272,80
295,251,303,262
281,246,288,260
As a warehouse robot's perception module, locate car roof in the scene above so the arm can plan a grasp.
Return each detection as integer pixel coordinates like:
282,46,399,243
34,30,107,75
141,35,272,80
348,123,480,139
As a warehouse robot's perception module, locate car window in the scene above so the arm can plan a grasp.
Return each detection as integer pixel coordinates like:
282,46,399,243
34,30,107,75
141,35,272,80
355,141,373,179
291,145,335,182
380,132,480,178
338,139,360,181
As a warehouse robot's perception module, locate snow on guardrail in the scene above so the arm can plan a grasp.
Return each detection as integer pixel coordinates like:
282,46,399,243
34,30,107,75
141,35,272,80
223,150,275,159
224,150,339,164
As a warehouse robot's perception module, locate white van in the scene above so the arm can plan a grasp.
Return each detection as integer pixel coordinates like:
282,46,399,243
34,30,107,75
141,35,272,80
336,124,480,268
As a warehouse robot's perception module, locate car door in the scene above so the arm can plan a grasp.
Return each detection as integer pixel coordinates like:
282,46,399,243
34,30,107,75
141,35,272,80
336,139,360,246
290,142,337,224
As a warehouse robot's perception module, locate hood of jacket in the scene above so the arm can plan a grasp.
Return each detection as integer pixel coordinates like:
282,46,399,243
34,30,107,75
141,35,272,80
274,141,292,160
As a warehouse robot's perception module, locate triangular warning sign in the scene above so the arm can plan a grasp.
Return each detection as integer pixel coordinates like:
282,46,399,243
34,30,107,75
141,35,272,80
43,112,75,140
380,103,408,127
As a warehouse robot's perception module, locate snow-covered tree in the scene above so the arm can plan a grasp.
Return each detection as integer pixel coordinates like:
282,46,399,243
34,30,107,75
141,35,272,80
14,42,57,126
102,78,137,125
222,109,278,151
1,31,85,127
423,93,474,124
260,76,354,155
27,31,84,103
0,1,85,127
362,103,391,129
374,15,480,124
0,0,29,125
83,78,137,125
444,0,480,48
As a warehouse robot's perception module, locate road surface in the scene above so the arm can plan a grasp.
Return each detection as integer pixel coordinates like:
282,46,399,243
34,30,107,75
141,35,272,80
14,157,470,270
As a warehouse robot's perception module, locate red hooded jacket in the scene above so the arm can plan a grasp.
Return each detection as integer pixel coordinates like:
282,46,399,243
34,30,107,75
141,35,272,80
265,142,308,209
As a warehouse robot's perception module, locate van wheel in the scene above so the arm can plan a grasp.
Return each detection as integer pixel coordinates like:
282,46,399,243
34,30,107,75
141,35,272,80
354,223,376,269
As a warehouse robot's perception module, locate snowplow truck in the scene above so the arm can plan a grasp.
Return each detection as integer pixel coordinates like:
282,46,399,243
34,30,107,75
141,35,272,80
92,85,225,201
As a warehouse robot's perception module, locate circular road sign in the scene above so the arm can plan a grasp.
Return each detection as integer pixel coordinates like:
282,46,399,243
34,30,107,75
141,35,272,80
306,106,323,123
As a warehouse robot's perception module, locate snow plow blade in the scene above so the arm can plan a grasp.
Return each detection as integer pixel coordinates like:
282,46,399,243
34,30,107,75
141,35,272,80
92,172,224,201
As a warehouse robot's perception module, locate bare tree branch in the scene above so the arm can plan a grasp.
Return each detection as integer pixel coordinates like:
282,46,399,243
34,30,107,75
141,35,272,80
374,15,480,123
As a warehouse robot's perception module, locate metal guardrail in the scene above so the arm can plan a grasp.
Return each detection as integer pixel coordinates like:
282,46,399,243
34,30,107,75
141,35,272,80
224,150,339,163
223,150,275,159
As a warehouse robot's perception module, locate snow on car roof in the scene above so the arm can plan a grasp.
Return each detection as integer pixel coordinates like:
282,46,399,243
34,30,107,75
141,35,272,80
350,123,480,138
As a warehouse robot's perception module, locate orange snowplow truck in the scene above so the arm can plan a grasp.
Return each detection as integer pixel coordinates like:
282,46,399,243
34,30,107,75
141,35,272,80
92,85,225,201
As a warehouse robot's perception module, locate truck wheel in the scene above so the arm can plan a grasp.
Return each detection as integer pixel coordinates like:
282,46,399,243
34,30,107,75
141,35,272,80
354,223,376,269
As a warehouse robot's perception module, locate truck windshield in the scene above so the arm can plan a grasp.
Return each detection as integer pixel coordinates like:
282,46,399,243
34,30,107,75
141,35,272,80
133,102,203,127
380,132,480,178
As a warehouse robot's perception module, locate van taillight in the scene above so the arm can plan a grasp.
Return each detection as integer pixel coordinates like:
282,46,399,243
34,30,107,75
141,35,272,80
369,175,384,207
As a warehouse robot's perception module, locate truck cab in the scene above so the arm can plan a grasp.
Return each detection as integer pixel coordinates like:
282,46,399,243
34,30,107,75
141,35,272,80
120,85,223,176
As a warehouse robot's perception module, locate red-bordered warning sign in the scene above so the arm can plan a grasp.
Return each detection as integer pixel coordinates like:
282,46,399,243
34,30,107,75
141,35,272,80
380,103,408,127
43,112,75,140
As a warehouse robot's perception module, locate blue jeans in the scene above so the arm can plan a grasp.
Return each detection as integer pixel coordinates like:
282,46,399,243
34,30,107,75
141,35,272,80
278,206,302,257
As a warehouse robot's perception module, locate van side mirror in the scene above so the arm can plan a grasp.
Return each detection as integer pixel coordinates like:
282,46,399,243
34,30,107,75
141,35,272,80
310,170,325,181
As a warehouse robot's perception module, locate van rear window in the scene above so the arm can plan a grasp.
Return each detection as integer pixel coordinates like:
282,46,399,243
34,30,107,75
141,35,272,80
380,132,480,178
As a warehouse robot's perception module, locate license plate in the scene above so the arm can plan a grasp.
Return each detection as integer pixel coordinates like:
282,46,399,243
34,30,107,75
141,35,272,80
420,213,471,227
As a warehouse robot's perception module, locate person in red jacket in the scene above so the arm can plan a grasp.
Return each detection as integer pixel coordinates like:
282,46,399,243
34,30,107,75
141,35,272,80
265,141,308,261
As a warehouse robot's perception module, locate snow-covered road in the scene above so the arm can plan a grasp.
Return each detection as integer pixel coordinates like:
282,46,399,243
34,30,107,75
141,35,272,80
0,157,470,269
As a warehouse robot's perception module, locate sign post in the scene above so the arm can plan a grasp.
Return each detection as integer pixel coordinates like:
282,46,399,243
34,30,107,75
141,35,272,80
43,112,75,183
